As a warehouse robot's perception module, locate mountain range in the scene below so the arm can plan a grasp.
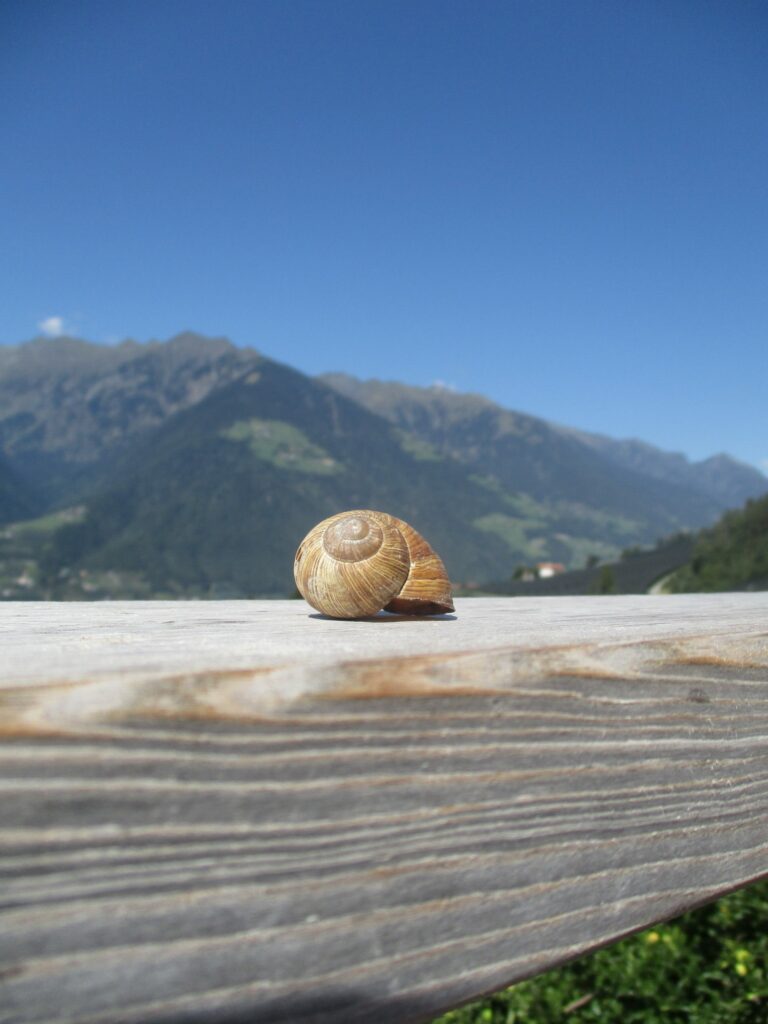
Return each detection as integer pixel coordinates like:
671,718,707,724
0,332,764,599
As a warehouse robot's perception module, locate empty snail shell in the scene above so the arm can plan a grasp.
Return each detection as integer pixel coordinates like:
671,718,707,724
294,510,454,619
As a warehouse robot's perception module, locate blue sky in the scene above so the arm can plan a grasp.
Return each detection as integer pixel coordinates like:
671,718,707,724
1,0,766,471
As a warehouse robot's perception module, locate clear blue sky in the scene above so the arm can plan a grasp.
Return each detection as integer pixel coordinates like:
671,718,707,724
2,0,766,471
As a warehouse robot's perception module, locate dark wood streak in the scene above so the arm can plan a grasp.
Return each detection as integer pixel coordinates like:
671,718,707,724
1,596,767,1023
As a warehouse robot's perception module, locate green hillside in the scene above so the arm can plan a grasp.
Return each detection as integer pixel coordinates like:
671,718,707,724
669,494,768,592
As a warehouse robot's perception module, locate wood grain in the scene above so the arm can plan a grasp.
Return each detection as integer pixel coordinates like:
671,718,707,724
1,595,767,1023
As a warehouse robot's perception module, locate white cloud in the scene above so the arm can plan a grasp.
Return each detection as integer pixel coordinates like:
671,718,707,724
38,316,66,337
430,379,457,392
760,458,768,475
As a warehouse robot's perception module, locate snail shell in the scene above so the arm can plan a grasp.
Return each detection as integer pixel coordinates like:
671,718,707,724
294,510,454,619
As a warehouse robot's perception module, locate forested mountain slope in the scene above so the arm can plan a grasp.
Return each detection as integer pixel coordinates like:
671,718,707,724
321,373,765,536
670,494,768,592
0,334,763,598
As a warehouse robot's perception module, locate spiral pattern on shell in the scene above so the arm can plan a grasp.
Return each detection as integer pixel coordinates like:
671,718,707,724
294,510,454,619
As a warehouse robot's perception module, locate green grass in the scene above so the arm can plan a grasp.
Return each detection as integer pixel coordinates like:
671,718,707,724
221,418,341,474
5,505,86,536
395,429,444,461
468,476,550,520
431,879,768,1023
473,513,544,558
467,478,635,570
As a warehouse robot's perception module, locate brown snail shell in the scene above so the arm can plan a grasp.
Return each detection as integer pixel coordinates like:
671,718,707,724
294,510,454,619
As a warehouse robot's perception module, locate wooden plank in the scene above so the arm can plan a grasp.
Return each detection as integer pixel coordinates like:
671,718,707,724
1,594,767,1024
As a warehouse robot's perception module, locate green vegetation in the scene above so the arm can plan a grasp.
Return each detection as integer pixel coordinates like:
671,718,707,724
549,501,640,540
0,507,160,599
221,418,340,474
473,513,546,560
588,564,617,594
469,481,630,569
9,507,86,535
670,495,768,592
432,879,768,1023
0,508,83,599
395,429,444,462
468,475,547,515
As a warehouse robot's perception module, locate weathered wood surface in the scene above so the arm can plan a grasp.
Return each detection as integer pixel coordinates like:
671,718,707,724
1,594,767,1024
